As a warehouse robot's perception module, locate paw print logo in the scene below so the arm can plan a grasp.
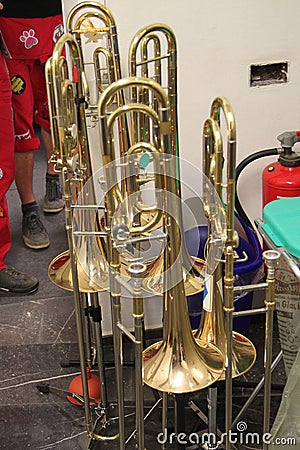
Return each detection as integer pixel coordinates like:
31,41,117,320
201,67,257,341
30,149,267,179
19,29,39,50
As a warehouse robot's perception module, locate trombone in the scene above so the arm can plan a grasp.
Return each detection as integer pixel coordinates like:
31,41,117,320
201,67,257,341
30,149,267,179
45,32,117,442
67,3,166,259
195,98,257,381
129,23,205,298
196,97,280,449
129,23,178,157
48,1,128,292
189,97,256,449
97,75,175,448
66,1,126,110
96,75,227,447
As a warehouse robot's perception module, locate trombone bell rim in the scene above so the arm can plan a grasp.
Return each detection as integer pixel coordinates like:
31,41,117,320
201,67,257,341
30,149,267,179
143,338,224,393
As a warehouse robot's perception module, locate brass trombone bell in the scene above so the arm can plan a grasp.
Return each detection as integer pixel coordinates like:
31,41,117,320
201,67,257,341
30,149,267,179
48,250,109,293
193,296,257,380
143,337,224,393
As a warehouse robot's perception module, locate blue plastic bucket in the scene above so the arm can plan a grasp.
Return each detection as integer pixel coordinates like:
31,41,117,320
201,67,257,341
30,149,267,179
185,215,263,336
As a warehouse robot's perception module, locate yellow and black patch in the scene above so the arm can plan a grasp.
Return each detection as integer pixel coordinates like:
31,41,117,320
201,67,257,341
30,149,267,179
11,75,26,95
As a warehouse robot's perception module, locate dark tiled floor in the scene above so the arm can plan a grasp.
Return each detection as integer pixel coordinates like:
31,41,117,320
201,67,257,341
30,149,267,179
0,138,287,449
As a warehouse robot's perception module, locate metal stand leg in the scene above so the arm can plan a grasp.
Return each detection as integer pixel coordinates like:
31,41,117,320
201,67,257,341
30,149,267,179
262,251,280,450
175,394,186,450
161,392,168,450
111,290,125,449
132,268,146,450
208,387,218,450
89,293,109,415
224,246,234,450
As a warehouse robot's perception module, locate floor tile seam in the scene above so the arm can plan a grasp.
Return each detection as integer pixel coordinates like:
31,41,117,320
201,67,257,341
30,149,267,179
0,340,79,347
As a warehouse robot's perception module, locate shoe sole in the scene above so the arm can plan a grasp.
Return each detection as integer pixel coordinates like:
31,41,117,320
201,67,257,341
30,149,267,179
43,206,65,214
0,284,39,296
42,199,64,214
23,238,50,250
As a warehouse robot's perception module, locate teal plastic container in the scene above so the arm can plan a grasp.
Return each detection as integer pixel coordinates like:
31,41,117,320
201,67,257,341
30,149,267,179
262,196,300,258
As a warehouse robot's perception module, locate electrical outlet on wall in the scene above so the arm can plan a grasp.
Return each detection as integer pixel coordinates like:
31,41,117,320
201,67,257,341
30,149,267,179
250,62,288,87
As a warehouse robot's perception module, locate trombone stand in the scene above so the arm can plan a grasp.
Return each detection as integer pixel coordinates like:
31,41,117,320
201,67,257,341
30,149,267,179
233,251,280,447
188,394,226,448
175,394,187,450
187,250,280,450
37,174,119,442
225,249,279,450
262,251,280,450
207,387,218,450
114,262,148,450
37,290,119,439
224,245,235,450
85,292,108,408
128,262,147,450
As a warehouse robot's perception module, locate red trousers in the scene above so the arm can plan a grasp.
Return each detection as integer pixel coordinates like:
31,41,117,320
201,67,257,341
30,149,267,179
0,52,15,270
6,58,49,153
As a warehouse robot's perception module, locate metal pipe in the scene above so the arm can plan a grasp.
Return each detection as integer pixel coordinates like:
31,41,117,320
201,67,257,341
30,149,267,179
262,250,280,450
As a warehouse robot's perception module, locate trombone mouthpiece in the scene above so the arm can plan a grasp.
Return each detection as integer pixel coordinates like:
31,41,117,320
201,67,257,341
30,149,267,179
128,262,147,278
262,250,280,270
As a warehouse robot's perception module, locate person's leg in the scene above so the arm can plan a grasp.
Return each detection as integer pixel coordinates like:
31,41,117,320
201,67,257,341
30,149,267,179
0,53,38,293
41,127,56,175
7,59,49,250
14,150,35,204
40,127,64,213
0,55,15,270
33,63,63,214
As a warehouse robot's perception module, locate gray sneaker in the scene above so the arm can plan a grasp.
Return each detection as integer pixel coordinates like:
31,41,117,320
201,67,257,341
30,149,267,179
22,211,50,250
43,178,64,213
0,266,39,294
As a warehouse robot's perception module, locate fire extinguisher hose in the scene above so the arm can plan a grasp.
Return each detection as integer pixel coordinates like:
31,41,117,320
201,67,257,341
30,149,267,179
235,148,280,230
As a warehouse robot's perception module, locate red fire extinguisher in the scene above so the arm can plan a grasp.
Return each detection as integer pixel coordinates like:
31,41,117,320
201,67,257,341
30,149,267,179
262,131,300,207
235,131,300,230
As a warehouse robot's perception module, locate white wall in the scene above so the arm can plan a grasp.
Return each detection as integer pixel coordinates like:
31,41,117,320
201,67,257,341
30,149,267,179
63,0,300,224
